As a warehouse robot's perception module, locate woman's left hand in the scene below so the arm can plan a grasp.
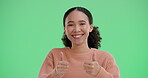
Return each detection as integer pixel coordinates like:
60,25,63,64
83,53,101,77
83,61,101,77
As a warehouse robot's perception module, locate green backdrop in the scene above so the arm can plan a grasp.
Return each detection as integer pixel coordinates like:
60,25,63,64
1,0,148,78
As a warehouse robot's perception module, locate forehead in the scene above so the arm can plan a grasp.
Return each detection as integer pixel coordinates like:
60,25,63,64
65,10,88,22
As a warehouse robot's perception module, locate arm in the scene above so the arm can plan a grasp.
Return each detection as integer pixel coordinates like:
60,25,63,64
96,54,120,78
38,52,58,78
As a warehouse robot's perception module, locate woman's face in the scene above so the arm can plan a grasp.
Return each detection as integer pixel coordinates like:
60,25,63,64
64,10,93,46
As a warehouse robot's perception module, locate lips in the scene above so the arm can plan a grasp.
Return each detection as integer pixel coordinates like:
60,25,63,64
72,34,84,39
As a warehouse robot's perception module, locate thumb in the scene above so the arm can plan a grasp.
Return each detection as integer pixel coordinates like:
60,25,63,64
92,53,96,61
60,51,64,61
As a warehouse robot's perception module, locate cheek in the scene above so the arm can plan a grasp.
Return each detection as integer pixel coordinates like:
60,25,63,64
82,26,90,33
65,27,73,35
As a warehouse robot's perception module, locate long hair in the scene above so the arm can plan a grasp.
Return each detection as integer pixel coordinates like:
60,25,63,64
62,7,102,49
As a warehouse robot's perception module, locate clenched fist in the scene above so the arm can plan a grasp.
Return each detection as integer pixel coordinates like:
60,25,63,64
83,53,101,77
55,52,69,77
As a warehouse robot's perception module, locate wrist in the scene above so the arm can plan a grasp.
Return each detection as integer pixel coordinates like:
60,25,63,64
55,68,64,77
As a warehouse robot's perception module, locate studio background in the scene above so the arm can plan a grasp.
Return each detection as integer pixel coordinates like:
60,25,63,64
0,0,148,78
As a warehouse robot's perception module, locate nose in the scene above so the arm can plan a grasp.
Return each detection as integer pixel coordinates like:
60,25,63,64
74,25,81,32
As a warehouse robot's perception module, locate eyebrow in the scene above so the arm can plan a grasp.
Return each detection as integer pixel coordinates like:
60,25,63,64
67,21,74,24
67,20,86,24
79,20,86,23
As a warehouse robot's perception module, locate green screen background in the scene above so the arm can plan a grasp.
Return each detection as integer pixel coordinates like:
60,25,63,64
1,0,148,78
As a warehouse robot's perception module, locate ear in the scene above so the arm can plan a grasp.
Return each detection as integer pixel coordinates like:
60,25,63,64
89,24,93,32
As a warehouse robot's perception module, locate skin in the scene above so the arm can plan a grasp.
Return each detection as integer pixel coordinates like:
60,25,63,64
64,10,93,51
55,10,101,77
83,53,101,77
55,52,69,77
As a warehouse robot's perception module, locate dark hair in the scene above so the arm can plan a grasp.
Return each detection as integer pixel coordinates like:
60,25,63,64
61,7,102,49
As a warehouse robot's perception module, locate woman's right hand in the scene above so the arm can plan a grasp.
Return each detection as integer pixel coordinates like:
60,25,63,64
55,52,69,77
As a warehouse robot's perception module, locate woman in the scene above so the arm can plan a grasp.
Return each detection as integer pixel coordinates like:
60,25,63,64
38,7,120,78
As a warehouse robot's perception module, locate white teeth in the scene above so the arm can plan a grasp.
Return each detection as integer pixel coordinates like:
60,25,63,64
73,35,82,38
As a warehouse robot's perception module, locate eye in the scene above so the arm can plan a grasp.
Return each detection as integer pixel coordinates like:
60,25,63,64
80,23,85,25
67,24,74,26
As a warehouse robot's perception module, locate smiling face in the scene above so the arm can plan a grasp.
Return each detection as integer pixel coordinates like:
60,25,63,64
64,10,93,46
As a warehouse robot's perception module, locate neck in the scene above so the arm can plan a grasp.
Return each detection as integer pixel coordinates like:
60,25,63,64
70,42,90,52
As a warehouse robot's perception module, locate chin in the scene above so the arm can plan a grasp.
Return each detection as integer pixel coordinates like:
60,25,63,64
72,40,85,46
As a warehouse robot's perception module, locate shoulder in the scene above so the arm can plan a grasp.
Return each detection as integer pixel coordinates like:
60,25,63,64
50,47,69,53
92,48,115,60
92,48,112,56
47,47,69,56
92,48,117,67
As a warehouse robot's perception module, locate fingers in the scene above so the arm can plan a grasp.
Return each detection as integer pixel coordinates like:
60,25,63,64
58,61,69,65
59,51,69,68
56,51,69,77
83,61,100,77
84,61,94,65
83,63,94,69
56,61,69,77
61,51,64,61
83,53,100,77
57,64,69,69
57,63,69,73
83,53,97,71
83,63,95,76
92,53,96,61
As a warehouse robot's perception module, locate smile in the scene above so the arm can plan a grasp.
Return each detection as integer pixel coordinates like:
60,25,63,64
72,34,84,39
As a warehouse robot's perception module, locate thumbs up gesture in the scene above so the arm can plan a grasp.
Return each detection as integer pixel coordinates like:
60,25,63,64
83,53,101,77
55,52,69,77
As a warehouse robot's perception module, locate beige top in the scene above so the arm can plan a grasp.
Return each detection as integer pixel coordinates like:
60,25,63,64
38,47,120,78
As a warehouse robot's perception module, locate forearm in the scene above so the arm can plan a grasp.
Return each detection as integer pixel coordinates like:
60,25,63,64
39,69,58,78
95,67,118,78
